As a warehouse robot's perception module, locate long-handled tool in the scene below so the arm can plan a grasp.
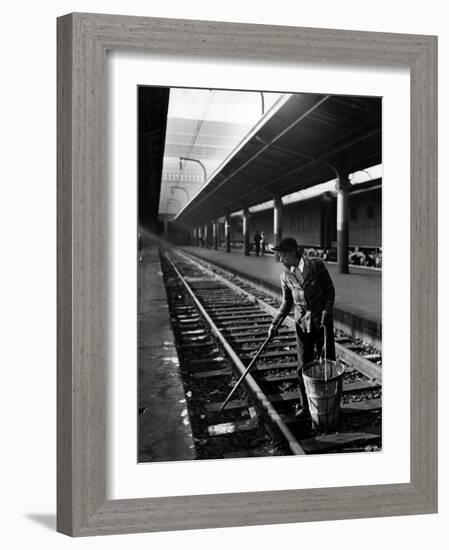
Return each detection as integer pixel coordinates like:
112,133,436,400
214,332,273,421
319,323,328,381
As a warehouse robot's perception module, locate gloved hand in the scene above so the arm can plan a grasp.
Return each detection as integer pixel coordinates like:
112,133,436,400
268,322,279,339
320,310,331,327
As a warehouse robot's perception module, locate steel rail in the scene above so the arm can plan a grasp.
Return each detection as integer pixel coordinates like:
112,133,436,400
165,252,306,456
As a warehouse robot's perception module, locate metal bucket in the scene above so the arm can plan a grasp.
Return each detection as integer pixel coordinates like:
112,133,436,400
302,360,345,432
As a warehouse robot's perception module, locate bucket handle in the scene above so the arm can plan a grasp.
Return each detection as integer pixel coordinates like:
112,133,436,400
319,323,327,362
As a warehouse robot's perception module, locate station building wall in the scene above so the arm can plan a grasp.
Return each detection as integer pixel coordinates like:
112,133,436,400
348,187,382,248
283,199,322,247
203,186,381,251
230,216,243,242
249,198,323,249
248,209,273,245
248,189,381,251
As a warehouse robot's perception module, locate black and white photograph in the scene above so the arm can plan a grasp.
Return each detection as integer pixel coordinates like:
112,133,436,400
137,86,382,462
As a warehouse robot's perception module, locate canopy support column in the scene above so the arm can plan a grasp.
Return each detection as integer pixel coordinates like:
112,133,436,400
273,196,283,262
243,208,250,256
225,215,231,253
204,223,208,248
336,173,350,274
213,220,218,250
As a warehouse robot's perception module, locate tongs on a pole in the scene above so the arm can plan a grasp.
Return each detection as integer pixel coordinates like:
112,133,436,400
214,329,276,421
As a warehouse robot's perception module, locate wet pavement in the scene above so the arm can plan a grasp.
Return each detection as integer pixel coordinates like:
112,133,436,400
138,244,196,462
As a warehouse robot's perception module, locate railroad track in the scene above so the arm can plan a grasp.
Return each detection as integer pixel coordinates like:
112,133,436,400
161,248,382,459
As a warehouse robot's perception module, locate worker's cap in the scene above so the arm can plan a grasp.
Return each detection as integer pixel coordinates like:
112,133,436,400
271,237,300,252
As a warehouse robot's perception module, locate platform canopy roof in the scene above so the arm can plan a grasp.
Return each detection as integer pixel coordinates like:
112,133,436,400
174,93,381,225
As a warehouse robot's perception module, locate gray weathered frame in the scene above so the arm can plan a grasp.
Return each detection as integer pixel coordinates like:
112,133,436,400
57,12,438,536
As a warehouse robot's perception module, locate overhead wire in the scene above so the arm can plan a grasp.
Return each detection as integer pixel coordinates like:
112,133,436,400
167,91,215,215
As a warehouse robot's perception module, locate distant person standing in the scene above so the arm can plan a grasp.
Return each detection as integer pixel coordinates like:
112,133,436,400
254,230,262,257
260,231,266,256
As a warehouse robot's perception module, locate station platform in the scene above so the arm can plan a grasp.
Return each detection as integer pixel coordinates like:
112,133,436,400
138,243,196,462
178,245,382,347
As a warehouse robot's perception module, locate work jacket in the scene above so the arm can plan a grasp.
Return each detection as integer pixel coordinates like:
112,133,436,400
272,258,335,332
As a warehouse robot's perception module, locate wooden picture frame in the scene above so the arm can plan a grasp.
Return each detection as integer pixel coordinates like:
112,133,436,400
57,12,437,536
